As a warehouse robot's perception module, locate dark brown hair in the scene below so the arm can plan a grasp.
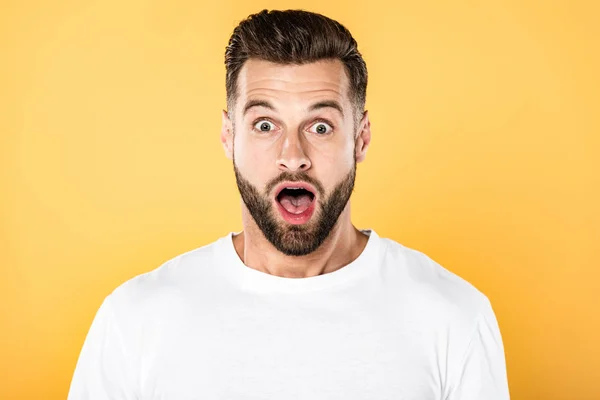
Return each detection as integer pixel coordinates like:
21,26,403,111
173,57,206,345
224,9,368,116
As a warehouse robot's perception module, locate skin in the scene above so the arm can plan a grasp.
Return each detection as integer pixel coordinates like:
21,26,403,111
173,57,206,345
220,58,372,278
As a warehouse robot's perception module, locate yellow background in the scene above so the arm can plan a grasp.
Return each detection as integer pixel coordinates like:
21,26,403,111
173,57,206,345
1,0,598,398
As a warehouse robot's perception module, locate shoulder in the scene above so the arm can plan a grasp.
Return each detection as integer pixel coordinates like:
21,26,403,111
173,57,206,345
379,236,493,325
104,235,226,316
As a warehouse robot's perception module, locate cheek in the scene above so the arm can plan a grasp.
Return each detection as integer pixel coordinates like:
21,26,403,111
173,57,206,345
314,155,354,195
316,144,355,172
233,136,276,183
314,132,356,165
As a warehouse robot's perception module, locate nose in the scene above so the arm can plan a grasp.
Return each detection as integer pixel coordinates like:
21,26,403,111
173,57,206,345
276,134,311,173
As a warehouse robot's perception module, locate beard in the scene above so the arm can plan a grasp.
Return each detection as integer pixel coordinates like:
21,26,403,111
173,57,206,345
233,154,357,257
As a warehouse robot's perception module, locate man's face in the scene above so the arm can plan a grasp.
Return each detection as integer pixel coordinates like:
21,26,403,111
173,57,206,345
223,59,367,256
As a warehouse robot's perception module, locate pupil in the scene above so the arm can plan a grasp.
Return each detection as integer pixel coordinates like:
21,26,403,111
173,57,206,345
261,122,270,131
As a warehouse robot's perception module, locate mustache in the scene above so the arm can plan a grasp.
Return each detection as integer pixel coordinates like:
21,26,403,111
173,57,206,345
264,171,325,198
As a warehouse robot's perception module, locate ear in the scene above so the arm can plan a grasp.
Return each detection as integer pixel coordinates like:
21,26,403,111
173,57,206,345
355,110,371,163
221,109,234,160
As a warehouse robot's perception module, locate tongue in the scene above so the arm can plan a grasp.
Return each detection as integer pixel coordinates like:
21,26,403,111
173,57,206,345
279,193,312,214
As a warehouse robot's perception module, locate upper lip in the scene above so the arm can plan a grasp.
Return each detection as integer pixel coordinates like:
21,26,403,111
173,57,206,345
274,181,317,199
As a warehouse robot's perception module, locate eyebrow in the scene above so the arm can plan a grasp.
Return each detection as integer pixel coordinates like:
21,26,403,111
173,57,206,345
242,99,345,117
308,100,344,117
243,99,276,115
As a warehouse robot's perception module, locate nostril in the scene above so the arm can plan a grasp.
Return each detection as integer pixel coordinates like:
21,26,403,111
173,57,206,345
276,148,311,171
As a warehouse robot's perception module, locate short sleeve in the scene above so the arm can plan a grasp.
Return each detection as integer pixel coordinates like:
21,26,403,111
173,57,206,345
67,295,137,400
447,298,511,400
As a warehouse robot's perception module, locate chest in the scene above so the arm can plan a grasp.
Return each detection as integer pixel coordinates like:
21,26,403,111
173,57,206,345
137,299,445,400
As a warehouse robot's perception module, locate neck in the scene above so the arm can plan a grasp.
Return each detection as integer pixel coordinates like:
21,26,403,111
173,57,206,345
232,202,369,278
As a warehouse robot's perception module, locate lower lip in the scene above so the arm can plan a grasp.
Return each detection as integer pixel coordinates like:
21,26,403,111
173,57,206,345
275,198,316,225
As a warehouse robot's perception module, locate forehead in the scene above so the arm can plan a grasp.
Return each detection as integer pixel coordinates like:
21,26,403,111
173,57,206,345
235,59,351,106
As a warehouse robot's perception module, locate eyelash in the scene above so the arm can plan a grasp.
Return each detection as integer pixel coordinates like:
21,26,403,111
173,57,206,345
251,118,335,135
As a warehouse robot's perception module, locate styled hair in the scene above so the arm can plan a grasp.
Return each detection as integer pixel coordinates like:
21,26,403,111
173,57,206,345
224,9,368,116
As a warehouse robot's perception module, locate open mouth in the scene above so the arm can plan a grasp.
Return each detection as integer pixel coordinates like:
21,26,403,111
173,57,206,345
275,181,317,225
276,186,316,214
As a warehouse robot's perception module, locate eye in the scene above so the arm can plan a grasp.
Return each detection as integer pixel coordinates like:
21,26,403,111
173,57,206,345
253,120,276,132
308,121,333,135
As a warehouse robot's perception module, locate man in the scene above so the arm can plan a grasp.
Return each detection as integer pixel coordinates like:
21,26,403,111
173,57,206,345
68,9,510,399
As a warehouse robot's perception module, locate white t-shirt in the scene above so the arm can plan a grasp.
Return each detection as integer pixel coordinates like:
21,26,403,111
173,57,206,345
68,229,510,399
